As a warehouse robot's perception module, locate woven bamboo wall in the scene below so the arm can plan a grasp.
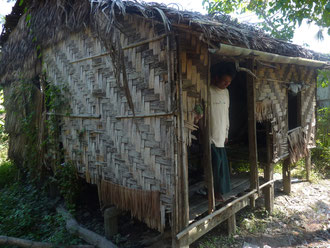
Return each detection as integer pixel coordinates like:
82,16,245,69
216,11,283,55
300,67,317,149
179,34,209,146
255,63,316,162
42,15,174,231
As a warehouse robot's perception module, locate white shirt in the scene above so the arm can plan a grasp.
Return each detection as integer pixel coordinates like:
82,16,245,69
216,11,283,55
210,85,230,148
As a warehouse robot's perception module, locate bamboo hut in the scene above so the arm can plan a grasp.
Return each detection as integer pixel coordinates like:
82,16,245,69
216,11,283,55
1,0,329,247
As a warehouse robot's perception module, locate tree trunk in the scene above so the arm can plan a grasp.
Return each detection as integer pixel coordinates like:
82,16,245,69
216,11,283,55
56,206,117,248
0,235,94,248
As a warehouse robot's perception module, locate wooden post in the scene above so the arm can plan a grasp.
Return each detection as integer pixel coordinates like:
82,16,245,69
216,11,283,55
227,214,236,235
178,38,189,230
264,163,274,213
246,59,259,207
172,36,180,248
204,56,215,213
305,149,311,182
282,158,291,195
104,207,121,239
264,122,274,213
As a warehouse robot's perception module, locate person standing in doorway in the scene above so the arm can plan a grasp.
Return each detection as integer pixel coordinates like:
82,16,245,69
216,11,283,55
210,63,235,202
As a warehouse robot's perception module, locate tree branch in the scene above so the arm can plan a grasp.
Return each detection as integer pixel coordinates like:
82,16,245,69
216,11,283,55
56,207,118,248
0,235,94,248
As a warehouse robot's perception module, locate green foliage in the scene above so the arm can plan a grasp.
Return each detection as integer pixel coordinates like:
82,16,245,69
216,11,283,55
317,69,330,88
53,161,81,210
312,107,330,178
0,89,8,163
0,182,83,246
4,79,41,178
0,161,17,188
44,77,71,172
311,146,330,178
290,107,330,180
43,77,80,209
197,234,238,248
0,14,5,25
203,0,330,40
316,107,330,148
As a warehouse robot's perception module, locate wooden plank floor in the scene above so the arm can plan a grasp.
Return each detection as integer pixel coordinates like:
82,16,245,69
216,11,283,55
189,176,250,221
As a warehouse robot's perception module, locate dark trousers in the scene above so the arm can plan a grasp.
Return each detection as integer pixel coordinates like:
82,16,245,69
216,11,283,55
211,144,231,195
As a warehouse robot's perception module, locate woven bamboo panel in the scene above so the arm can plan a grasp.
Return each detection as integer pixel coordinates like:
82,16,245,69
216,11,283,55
179,34,208,146
300,69,317,148
255,64,317,162
42,16,174,231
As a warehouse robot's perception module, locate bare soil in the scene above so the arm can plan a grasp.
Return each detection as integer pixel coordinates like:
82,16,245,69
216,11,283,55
76,179,329,247
191,179,330,248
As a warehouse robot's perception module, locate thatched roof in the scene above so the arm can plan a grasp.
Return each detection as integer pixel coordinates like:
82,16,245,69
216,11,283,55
0,0,328,83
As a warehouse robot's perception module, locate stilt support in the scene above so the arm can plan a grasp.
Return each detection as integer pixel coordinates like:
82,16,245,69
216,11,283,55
104,206,121,239
305,149,311,182
227,214,236,235
249,194,256,208
282,159,291,195
264,163,274,213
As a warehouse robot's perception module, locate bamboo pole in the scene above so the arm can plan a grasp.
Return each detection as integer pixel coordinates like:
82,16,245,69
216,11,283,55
46,113,101,119
175,35,189,234
264,122,274,213
176,178,275,241
70,34,168,64
178,42,190,230
171,34,180,247
116,112,175,119
246,59,259,207
205,55,215,213
209,44,329,68
122,34,168,50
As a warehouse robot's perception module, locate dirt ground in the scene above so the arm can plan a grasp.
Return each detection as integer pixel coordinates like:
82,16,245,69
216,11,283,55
191,178,330,248
76,178,329,247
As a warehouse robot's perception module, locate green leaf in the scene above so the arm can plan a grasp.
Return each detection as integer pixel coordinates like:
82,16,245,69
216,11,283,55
202,0,329,42
19,0,24,7
25,13,31,23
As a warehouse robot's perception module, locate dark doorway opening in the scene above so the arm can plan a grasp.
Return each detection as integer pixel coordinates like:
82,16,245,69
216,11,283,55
288,91,301,130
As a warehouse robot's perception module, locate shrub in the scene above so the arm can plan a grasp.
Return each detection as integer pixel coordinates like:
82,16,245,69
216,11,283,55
0,161,17,188
0,182,83,246
311,146,330,178
54,161,81,210
312,106,330,178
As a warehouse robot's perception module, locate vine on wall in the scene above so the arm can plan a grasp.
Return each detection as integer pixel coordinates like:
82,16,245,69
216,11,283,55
4,77,44,179
4,73,81,208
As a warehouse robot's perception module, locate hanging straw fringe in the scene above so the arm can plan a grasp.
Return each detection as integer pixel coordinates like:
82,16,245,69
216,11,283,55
256,100,273,122
288,127,307,164
100,180,161,231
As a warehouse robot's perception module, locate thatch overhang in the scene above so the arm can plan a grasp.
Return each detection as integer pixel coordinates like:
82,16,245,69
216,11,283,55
0,0,329,84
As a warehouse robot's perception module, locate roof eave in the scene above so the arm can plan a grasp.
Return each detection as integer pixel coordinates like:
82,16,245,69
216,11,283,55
209,43,330,69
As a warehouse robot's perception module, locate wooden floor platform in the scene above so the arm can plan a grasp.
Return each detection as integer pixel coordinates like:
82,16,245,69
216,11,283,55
189,176,250,221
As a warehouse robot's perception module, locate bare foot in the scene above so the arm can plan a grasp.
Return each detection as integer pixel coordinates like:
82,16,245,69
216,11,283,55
215,193,224,202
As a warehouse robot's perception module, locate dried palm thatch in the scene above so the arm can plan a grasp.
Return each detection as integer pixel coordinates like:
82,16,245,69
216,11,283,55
256,99,273,122
0,0,326,84
287,127,308,164
3,79,45,170
100,179,161,231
